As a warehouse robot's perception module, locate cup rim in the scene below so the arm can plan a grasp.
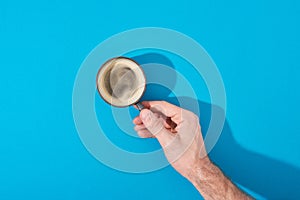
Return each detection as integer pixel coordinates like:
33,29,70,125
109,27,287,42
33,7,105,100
96,56,147,107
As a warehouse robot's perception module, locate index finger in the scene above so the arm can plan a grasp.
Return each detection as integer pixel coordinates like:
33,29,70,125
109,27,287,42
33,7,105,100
142,101,183,124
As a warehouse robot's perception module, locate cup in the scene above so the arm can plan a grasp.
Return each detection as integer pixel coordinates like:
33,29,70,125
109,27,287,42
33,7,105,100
96,57,146,110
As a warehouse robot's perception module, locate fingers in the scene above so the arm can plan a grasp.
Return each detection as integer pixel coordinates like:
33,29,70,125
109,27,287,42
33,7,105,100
137,129,154,138
133,116,143,125
135,101,183,125
134,124,154,138
140,109,163,135
132,112,160,125
139,109,173,145
133,117,151,138
163,120,171,129
133,116,173,130
148,101,180,115
134,124,146,131
133,101,180,116
133,101,182,143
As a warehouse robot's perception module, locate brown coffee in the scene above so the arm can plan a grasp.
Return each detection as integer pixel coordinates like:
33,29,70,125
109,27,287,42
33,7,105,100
96,57,146,107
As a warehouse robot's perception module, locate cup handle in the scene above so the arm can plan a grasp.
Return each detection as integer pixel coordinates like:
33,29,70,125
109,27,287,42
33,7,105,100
135,102,145,111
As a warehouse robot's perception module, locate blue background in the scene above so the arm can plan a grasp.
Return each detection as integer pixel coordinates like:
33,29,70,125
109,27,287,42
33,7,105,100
1,0,299,199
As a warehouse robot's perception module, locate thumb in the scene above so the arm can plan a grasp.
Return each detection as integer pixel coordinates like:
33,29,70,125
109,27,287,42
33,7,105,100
140,109,165,137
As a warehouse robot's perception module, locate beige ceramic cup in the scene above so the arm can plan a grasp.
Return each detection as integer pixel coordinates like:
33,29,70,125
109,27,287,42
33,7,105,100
96,57,146,110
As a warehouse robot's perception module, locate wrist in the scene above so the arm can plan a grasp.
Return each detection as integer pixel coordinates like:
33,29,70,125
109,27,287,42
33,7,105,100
187,156,213,184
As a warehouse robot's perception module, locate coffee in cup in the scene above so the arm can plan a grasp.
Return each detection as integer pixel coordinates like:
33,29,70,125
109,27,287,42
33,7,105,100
96,57,146,107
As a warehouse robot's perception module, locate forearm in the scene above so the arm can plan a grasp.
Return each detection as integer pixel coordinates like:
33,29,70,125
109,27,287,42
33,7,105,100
187,157,252,200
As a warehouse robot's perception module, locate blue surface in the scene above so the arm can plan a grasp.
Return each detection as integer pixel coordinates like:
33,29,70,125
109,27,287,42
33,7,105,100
1,0,300,199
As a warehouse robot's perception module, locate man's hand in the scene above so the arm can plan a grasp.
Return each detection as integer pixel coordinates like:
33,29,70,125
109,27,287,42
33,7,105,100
133,100,207,178
133,101,252,200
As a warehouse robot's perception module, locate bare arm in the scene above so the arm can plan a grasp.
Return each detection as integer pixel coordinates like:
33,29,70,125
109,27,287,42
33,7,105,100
188,157,251,200
133,101,252,200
